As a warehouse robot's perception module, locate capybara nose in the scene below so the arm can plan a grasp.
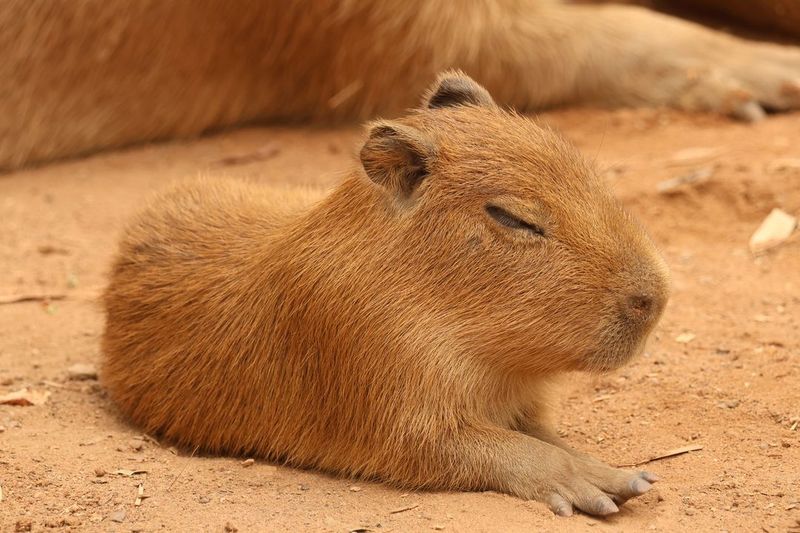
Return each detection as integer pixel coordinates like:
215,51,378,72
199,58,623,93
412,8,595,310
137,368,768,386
625,294,659,323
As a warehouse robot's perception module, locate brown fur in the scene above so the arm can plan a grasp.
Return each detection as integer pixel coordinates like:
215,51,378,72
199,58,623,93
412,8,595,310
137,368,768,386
102,73,670,517
2,0,800,170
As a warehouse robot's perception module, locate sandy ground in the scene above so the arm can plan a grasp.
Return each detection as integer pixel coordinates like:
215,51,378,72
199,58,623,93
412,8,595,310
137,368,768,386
0,107,798,532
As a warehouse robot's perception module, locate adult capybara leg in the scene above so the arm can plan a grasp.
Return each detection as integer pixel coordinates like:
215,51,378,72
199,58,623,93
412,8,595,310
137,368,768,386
555,4,800,121
3,0,799,170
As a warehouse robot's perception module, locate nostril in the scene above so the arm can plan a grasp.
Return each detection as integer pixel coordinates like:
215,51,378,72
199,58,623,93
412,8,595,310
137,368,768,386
627,295,653,317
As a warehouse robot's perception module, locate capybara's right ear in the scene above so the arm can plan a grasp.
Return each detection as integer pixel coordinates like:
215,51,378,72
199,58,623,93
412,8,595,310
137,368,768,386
360,121,436,198
423,70,496,110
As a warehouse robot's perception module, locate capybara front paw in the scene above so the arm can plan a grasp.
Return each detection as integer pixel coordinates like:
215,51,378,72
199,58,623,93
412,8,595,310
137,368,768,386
639,39,800,121
544,461,658,517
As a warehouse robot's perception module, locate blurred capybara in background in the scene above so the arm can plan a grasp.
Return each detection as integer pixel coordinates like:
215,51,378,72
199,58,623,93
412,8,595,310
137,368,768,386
1,0,799,169
102,73,670,517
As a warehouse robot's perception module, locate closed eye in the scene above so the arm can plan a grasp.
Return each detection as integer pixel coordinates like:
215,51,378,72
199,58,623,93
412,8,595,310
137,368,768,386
486,205,546,237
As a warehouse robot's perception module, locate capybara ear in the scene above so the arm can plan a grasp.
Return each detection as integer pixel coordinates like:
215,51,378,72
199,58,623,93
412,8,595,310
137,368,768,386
360,121,436,197
423,70,496,110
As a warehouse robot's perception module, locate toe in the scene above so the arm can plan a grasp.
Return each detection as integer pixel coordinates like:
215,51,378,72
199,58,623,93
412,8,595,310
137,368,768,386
628,476,652,496
640,471,660,483
573,491,620,516
581,463,656,503
732,100,766,122
737,65,800,112
547,493,574,517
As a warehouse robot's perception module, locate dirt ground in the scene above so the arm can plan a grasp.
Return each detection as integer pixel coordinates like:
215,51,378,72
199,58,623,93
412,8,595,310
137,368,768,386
0,106,798,532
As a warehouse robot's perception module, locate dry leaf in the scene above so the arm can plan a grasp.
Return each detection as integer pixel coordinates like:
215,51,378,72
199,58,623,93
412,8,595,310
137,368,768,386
749,208,797,254
113,469,148,477
0,388,51,406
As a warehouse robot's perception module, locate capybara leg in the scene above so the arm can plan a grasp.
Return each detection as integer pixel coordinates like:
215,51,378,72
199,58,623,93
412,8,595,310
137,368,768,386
546,4,800,120
441,427,657,516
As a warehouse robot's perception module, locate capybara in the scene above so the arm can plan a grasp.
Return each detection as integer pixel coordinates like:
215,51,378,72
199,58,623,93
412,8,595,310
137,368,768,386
102,72,670,517
2,0,800,170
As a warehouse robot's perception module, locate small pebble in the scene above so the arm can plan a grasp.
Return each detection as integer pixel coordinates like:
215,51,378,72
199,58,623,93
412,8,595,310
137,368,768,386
241,458,255,467
94,468,106,477
109,510,126,523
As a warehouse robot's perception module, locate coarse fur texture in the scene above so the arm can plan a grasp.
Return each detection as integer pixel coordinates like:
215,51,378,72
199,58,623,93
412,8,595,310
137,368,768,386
102,73,670,517
2,0,800,170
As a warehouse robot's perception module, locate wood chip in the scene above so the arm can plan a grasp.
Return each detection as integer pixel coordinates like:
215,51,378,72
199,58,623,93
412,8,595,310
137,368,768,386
0,293,66,305
134,483,149,506
749,208,797,254
67,363,97,381
389,504,419,514
618,444,704,467
0,388,51,406
657,166,713,194
675,333,696,344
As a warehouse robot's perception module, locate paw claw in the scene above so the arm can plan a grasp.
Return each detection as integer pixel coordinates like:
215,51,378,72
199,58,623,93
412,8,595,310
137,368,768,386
640,471,661,483
629,477,652,495
593,496,619,516
733,100,766,122
555,505,573,517
548,494,574,517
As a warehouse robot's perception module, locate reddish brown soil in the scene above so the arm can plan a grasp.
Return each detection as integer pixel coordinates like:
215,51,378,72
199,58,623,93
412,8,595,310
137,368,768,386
1,108,798,532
